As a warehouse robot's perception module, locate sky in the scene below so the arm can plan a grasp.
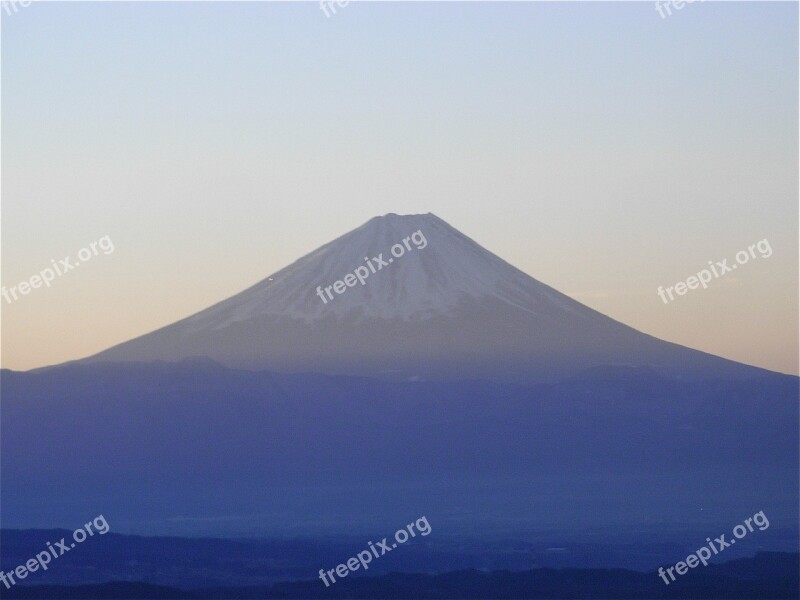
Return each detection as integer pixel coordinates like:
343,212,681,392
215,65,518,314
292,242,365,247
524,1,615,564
1,1,797,375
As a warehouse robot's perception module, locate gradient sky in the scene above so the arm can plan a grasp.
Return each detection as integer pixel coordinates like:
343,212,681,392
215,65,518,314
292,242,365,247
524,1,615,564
1,1,797,375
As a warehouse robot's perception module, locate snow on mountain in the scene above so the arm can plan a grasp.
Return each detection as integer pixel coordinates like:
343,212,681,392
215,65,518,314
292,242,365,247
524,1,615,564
79,213,769,382
180,213,590,325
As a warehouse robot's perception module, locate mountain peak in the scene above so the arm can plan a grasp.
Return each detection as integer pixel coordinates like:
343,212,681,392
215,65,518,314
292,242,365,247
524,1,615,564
169,212,585,325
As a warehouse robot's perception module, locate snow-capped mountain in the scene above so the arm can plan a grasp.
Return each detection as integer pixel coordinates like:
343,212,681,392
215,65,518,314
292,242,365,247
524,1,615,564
80,213,767,382
7,213,794,541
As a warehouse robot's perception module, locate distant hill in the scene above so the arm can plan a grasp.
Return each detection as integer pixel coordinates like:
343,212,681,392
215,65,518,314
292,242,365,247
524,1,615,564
4,552,798,599
2,361,797,536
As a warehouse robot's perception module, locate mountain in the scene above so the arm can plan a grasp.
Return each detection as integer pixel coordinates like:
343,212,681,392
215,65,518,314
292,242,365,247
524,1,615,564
76,213,769,382
4,213,796,545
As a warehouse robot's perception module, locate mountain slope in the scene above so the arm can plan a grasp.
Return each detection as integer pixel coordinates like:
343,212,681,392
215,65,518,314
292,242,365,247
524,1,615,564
78,213,769,382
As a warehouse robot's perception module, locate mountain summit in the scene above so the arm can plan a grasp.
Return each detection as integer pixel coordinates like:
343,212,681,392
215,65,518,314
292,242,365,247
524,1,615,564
82,213,764,382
